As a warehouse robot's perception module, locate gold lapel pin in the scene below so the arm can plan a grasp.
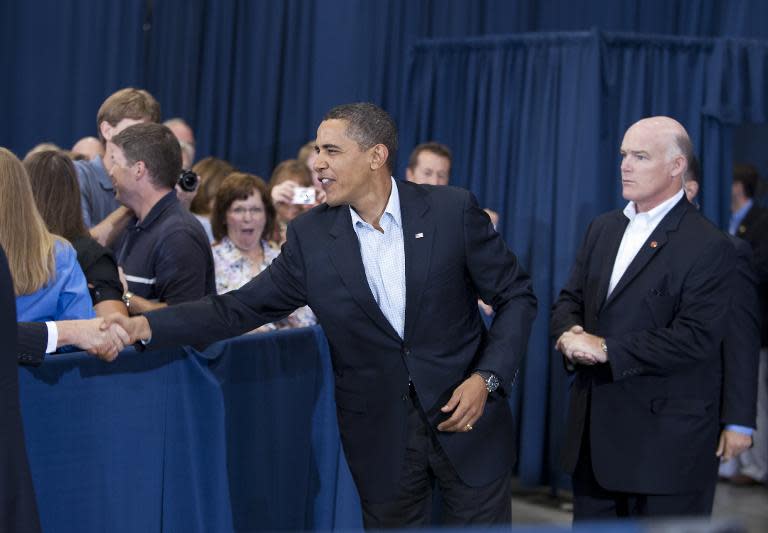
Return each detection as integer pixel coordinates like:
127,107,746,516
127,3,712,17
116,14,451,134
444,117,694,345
650,241,658,248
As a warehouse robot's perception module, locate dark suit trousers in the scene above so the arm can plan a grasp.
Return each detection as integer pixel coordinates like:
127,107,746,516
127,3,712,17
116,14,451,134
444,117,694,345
572,396,716,521
361,385,511,528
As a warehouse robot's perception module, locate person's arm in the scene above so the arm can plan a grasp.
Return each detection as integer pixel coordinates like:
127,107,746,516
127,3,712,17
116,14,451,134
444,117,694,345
464,192,537,384
605,235,735,380
106,222,309,350
89,206,133,247
438,192,537,433
717,238,760,460
93,299,129,317
18,318,129,363
124,294,167,315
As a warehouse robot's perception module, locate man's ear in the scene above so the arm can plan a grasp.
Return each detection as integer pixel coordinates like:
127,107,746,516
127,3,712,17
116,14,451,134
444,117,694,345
670,153,687,179
133,160,147,180
99,121,113,142
370,144,389,171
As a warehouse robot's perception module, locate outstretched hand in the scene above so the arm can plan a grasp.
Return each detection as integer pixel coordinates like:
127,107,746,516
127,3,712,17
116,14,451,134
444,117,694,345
58,318,130,362
100,313,152,345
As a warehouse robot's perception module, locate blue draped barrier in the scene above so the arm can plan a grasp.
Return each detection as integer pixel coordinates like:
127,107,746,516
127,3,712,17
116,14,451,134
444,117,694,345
18,327,362,533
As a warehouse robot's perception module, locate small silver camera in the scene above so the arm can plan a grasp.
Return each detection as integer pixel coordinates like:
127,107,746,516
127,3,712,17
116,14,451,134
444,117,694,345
292,187,316,205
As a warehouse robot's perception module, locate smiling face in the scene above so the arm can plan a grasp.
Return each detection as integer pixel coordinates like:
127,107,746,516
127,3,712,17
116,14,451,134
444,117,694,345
313,119,376,208
106,141,136,206
619,119,686,213
225,192,266,251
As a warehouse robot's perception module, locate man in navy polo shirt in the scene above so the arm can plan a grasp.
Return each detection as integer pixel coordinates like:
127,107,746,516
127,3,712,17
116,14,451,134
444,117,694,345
108,123,215,314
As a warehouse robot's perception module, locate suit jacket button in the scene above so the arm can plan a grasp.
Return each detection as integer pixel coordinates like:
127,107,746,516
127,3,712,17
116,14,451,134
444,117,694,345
402,393,408,401
403,348,411,356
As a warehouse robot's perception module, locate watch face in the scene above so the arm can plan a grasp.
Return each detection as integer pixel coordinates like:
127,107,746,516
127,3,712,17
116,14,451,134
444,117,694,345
487,374,500,392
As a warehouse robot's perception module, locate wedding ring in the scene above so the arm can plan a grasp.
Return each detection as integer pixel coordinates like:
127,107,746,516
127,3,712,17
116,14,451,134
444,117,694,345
465,424,473,431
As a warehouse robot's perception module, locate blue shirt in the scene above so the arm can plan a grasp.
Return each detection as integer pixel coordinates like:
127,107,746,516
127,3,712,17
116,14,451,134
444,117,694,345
728,199,753,236
75,155,121,228
350,178,406,339
16,239,95,322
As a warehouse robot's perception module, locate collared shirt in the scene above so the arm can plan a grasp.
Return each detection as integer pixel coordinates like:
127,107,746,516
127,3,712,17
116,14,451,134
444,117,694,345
607,189,684,298
728,199,753,236
350,177,406,338
16,239,95,322
117,191,215,304
74,155,121,228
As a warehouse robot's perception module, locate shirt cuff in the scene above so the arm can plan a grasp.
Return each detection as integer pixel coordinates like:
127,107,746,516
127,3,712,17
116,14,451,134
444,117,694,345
725,424,754,436
45,321,58,353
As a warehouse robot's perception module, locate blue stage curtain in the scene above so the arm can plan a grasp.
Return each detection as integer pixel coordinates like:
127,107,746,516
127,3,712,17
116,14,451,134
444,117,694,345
4,0,768,166
0,0,146,155
146,0,318,178
401,30,768,489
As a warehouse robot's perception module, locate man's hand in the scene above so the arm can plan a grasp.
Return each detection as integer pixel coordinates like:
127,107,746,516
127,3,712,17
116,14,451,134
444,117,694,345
556,326,606,365
716,430,753,462
57,318,130,362
101,313,152,345
437,374,488,432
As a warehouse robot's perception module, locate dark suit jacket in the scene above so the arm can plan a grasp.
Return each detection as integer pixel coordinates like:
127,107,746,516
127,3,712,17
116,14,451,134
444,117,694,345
736,205,768,346
146,181,538,501
721,236,760,428
17,322,47,365
551,197,735,495
0,247,42,532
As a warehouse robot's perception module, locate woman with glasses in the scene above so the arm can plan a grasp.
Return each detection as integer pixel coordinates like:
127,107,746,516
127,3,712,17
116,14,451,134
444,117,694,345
210,172,315,331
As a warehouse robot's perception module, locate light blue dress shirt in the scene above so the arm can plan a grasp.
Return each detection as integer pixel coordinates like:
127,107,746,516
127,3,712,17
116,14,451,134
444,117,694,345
16,239,95,322
728,199,753,236
350,178,406,339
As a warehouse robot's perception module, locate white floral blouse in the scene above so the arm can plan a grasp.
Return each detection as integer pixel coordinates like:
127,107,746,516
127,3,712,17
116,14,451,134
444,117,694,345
212,237,316,331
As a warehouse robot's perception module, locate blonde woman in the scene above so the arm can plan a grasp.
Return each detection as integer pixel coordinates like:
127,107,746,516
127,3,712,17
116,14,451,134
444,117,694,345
0,148,93,322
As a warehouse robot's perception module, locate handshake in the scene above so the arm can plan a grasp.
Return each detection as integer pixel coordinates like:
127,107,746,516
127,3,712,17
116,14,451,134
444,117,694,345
59,314,150,362
555,325,608,366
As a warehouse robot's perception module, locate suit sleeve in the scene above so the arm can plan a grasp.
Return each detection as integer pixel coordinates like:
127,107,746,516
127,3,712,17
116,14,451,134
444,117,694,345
145,223,308,350
721,238,760,427
17,322,47,366
463,192,537,388
606,234,736,380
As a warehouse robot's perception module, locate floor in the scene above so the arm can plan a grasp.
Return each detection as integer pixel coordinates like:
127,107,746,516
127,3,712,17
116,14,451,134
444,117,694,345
510,481,768,531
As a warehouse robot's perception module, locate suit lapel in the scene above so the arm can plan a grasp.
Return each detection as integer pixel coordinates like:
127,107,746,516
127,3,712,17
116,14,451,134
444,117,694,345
399,182,435,342
327,206,400,340
596,212,629,311
604,197,689,307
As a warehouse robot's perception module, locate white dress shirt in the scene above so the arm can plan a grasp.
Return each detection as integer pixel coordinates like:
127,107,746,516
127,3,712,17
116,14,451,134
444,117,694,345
350,178,406,338
607,189,684,298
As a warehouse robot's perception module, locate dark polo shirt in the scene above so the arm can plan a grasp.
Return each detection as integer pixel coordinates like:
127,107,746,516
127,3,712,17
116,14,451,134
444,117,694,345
117,191,215,304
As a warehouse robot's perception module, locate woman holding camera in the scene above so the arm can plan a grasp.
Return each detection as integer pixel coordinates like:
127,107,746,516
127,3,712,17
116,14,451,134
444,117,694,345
211,172,315,330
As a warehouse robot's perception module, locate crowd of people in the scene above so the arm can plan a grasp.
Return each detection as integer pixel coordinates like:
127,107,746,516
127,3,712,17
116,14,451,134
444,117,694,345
1,91,767,530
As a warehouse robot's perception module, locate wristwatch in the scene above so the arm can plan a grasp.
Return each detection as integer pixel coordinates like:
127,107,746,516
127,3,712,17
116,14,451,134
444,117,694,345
122,291,134,309
600,337,608,356
474,370,500,393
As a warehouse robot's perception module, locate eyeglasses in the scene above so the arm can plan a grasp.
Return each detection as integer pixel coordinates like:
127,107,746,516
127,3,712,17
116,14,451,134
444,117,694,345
228,207,263,217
